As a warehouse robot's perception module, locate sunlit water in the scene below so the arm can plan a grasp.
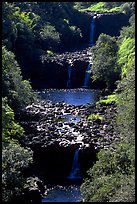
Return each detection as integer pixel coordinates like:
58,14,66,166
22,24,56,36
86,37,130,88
42,185,82,202
37,88,100,105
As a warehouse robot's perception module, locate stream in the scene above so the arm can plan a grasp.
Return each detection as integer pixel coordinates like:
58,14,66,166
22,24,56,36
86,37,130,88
37,14,98,202
37,88,100,202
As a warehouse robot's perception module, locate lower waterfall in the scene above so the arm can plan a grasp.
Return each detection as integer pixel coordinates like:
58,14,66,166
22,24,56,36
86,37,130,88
67,148,82,179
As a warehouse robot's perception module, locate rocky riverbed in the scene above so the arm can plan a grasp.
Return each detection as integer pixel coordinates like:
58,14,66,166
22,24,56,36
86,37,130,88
15,95,120,202
18,99,118,151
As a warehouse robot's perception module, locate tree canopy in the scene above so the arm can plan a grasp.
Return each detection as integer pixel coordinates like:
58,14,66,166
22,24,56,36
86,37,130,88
80,4,135,202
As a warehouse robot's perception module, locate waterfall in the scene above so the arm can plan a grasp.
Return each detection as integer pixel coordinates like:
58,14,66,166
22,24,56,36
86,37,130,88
67,148,82,179
83,64,91,88
67,64,72,88
90,16,95,46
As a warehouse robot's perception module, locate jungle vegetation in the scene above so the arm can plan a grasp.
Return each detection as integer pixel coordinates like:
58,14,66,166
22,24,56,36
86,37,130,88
80,3,135,202
2,2,135,202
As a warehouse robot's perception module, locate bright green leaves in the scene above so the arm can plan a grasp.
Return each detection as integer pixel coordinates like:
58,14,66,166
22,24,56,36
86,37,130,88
2,97,24,144
88,113,104,122
14,7,40,32
79,2,123,13
117,37,135,78
97,94,117,105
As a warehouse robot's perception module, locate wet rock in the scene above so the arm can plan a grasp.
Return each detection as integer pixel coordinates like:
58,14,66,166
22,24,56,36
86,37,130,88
18,99,118,180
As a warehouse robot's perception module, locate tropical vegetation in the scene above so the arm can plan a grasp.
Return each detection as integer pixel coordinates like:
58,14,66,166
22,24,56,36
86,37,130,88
80,3,135,202
2,2,135,202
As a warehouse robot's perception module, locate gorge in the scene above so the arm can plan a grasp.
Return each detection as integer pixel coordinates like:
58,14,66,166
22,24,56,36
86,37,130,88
15,11,130,202
26,11,129,90
2,2,135,203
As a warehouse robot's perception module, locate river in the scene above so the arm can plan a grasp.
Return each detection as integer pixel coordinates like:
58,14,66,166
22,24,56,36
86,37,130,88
37,88,100,106
37,88,100,202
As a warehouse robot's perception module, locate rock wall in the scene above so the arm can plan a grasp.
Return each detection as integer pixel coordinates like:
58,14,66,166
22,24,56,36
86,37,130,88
86,11,129,42
32,48,91,89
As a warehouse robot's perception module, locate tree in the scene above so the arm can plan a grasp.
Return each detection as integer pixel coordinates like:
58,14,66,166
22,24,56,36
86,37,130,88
91,34,119,90
39,23,61,50
2,143,33,202
2,97,24,144
2,2,17,50
2,46,37,111
81,11,135,202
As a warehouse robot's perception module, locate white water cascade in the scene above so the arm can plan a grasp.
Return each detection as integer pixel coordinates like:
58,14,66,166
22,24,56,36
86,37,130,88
90,16,95,46
83,64,91,88
67,148,82,179
67,64,72,88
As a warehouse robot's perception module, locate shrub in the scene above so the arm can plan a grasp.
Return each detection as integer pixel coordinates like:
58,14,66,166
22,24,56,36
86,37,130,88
91,34,119,90
88,113,104,122
81,143,135,202
2,97,24,144
2,143,33,202
96,94,117,105
39,24,61,50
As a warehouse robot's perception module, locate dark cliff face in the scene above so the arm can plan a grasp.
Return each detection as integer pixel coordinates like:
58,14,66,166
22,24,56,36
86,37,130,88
27,144,97,183
92,12,129,42
31,61,88,89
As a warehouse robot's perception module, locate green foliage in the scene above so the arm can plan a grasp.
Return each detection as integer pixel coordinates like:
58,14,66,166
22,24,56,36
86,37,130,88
81,9,135,202
47,50,54,56
80,2,123,13
88,113,104,122
116,13,135,144
2,46,37,110
121,2,135,15
14,9,40,31
2,2,18,50
2,2,85,54
91,34,119,90
117,15,135,78
2,143,33,202
109,6,122,12
117,37,135,78
90,143,134,177
40,24,61,49
81,143,135,202
2,97,24,144
116,67,135,144
96,94,117,105
74,2,93,10
109,174,135,202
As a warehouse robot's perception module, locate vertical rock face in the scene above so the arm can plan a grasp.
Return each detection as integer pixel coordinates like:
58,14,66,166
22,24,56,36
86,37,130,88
92,12,129,42
31,60,89,89
32,144,97,183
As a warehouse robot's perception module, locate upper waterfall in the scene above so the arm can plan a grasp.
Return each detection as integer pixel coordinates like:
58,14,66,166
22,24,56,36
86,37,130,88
90,16,95,46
